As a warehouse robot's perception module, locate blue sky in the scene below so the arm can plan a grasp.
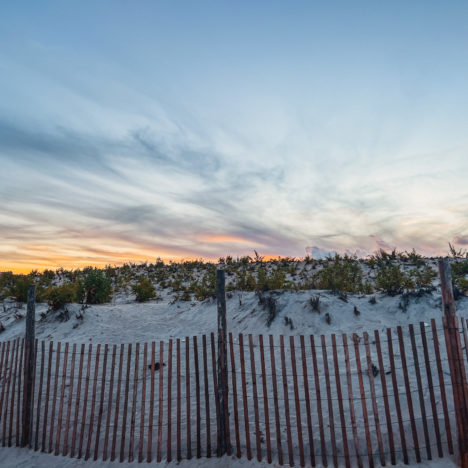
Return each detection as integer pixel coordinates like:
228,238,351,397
1,1,468,271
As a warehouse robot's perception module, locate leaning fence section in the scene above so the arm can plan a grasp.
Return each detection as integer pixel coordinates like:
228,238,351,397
0,316,466,467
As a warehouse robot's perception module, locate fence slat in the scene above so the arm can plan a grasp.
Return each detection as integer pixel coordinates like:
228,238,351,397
28,339,38,449
229,333,241,458
10,338,22,447
331,334,349,468
147,341,155,462
300,335,315,467
85,343,100,460
280,335,294,467
55,342,69,455
397,326,420,463
374,330,395,465
34,341,44,451
290,336,304,467
185,337,191,460
166,340,173,461
193,336,201,458
353,334,373,468
238,333,251,460
249,334,262,462
342,334,362,468
128,343,139,462
269,335,283,466
0,341,11,439
48,341,61,452
202,335,211,458
2,340,15,446
311,334,327,467
111,344,124,462
210,332,219,455
408,324,431,460
157,340,164,462
78,344,92,459
63,343,76,456
120,344,132,462
419,322,442,458
430,319,453,455
322,334,338,468
138,343,147,463
70,344,85,458
103,344,116,461
176,338,181,461
259,335,271,463
15,338,24,446
94,343,108,460
364,332,385,466
387,328,408,464
41,341,53,452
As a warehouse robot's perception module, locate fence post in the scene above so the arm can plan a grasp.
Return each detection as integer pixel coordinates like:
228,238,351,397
216,269,230,456
439,259,468,468
22,284,36,447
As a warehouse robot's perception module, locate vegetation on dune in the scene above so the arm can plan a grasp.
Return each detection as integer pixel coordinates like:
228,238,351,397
132,277,157,302
0,245,465,305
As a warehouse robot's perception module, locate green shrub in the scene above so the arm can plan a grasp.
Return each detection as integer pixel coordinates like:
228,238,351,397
409,266,437,291
132,277,156,302
8,275,31,302
77,268,112,304
315,255,364,293
256,267,286,291
455,277,468,293
375,264,413,296
47,283,78,310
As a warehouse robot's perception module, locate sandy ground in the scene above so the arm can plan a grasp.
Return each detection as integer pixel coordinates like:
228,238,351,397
0,446,459,467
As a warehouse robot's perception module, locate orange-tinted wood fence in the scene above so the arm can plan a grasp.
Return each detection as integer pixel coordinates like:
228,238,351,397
0,316,467,466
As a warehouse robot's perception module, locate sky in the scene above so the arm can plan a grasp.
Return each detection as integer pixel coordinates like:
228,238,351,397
1,1,468,272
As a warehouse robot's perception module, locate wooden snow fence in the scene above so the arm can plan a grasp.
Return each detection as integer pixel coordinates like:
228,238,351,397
0,317,467,467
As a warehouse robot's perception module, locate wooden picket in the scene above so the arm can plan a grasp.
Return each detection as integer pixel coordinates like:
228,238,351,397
0,315,466,466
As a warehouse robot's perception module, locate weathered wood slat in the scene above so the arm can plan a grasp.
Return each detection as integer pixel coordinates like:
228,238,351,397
229,333,241,458
166,340,173,461
193,336,201,458
103,344,116,461
78,344,92,459
387,328,408,464
409,324,431,460
94,343,108,460
374,330,395,465
322,334,338,468
147,341,155,462
300,335,315,467
62,343,76,456
280,335,294,467
111,344,124,462
185,337,191,460
157,340,164,462
85,343,100,460
332,334,349,468
269,335,283,466
249,334,262,461
138,343,147,463
70,344,85,458
128,343,139,462
311,335,327,467
420,322,443,458
120,344,132,462
397,326,420,463
55,342,69,455
34,340,44,452
259,335,271,463
290,336,304,467
363,332,384,466
202,335,211,458
238,333,251,460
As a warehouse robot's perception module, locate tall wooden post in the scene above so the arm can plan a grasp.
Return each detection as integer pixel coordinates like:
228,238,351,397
439,259,468,468
22,284,36,447
216,269,230,456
